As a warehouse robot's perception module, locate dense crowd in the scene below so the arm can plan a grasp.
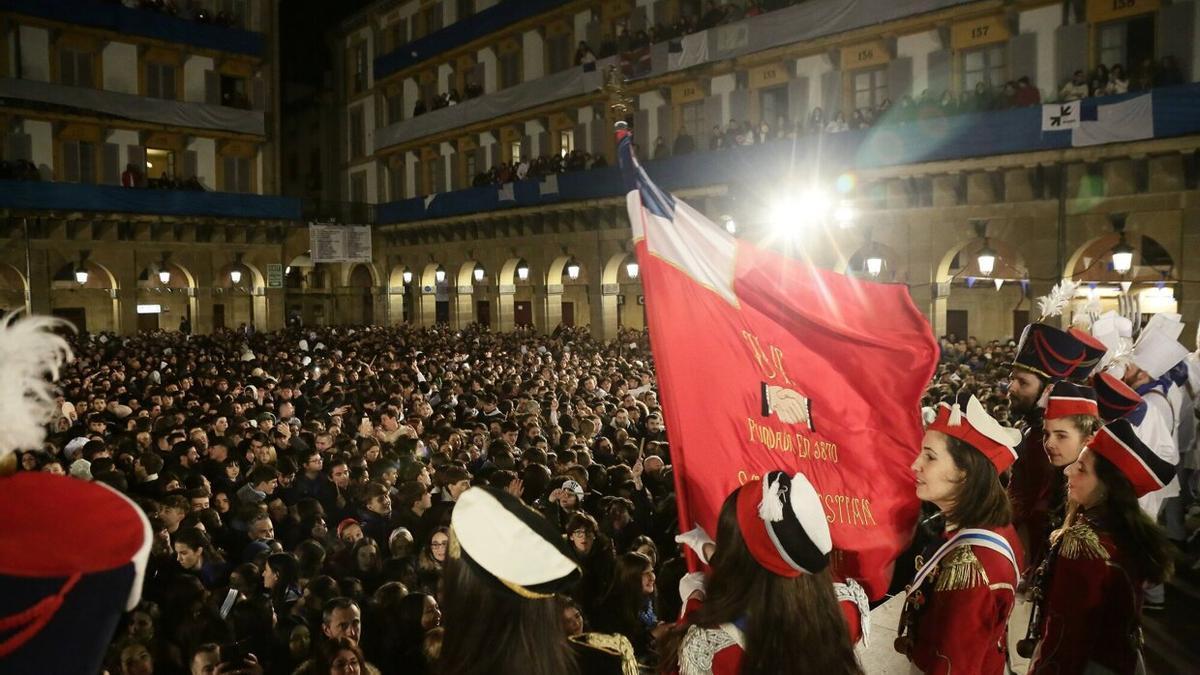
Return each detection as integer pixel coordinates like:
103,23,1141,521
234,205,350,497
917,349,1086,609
11,308,1199,675
20,324,680,675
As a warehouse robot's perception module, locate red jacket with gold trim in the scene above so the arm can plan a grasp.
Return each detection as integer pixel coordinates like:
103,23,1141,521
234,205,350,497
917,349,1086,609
907,525,1022,675
1028,517,1145,675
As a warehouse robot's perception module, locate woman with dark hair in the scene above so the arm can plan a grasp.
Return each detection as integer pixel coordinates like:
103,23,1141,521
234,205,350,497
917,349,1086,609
1025,419,1175,673
661,471,863,675
385,592,441,675
896,393,1023,674
315,636,366,675
410,526,449,595
592,551,661,661
263,551,302,615
439,485,633,675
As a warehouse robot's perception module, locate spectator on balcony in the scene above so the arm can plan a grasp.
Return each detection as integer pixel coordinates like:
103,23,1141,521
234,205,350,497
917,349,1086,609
745,1,765,18
413,98,428,117
464,81,483,99
849,109,867,130
672,126,695,155
755,120,772,142
970,81,996,112
447,89,461,106
1107,65,1130,95
709,125,724,150
575,42,597,67
1155,55,1184,87
938,89,960,115
699,1,727,30
1059,70,1089,102
824,111,848,133
515,156,530,180
1090,64,1110,97
651,136,669,160
807,107,825,134
122,163,145,188
997,81,1017,109
1013,76,1041,107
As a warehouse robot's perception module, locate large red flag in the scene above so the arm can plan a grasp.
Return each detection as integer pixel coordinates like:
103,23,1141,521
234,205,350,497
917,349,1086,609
620,128,937,598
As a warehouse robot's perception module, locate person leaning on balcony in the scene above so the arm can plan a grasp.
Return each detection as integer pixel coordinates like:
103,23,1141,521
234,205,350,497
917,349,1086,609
1059,70,1089,102
1013,77,1041,107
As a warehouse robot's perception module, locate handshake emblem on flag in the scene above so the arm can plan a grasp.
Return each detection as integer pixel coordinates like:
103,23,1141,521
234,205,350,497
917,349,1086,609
762,383,813,430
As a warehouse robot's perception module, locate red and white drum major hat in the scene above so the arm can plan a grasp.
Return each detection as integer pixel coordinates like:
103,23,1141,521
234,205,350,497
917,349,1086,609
0,314,151,674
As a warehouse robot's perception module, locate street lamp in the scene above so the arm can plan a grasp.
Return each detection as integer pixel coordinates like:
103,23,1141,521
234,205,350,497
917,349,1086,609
625,261,639,279
229,268,243,285
402,270,414,285
1111,236,1134,275
158,268,171,285
473,265,485,283
74,266,89,285
977,240,997,277
566,262,580,280
435,266,446,284
865,254,883,277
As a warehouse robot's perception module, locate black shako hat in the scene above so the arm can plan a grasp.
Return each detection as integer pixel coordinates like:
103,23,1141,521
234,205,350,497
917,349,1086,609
450,486,581,598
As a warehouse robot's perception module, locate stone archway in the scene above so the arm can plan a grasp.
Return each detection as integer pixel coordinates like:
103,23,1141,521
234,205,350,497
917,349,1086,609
933,237,1030,342
1065,232,1177,323
0,263,29,317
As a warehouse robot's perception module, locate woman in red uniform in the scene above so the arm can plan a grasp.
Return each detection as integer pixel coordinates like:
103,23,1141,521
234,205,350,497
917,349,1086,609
896,392,1023,674
1027,418,1174,674
660,470,863,675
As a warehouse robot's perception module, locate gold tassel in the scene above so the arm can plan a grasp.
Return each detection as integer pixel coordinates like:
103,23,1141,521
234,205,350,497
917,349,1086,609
933,545,989,591
1059,523,1109,561
571,633,639,675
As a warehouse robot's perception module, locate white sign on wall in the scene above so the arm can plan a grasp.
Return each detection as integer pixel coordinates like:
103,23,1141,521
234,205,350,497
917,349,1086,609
309,224,373,263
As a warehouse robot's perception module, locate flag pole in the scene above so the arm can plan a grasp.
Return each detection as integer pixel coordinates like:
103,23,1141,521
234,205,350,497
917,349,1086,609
606,67,698,563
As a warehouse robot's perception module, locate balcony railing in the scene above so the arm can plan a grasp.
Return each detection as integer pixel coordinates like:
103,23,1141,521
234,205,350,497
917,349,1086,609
0,181,301,220
375,83,1200,225
3,0,265,57
371,0,969,150
0,78,265,136
300,198,375,225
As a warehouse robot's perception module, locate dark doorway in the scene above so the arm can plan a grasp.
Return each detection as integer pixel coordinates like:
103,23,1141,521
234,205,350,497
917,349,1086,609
561,301,575,327
52,307,87,333
435,300,450,324
361,291,374,324
514,301,532,327
946,309,968,342
213,304,226,330
476,300,491,327
137,312,160,332
1012,309,1029,341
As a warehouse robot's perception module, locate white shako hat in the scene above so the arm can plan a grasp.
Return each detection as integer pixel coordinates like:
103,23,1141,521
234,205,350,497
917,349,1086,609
451,486,581,597
1131,312,1190,379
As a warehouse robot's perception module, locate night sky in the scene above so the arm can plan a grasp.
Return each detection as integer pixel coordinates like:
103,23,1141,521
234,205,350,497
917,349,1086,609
280,0,376,89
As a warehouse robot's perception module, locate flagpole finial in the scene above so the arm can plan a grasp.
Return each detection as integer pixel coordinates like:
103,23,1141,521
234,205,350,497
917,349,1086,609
604,65,635,120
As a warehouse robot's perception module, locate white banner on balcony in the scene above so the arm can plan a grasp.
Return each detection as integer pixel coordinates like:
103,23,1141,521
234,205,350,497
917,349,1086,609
309,224,373,263
668,32,709,71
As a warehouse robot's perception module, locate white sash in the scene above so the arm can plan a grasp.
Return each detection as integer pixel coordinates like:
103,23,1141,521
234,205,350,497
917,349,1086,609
906,528,1020,596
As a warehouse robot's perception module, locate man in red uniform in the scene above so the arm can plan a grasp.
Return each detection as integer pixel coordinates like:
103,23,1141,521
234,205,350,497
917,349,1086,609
1007,322,1106,572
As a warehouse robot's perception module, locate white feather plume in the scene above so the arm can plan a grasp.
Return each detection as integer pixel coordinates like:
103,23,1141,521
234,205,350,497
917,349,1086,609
758,474,785,523
0,313,74,459
1036,280,1079,320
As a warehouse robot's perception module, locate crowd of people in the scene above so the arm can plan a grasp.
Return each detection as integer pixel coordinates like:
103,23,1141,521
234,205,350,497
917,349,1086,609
8,293,1198,674
1059,57,1186,101
0,159,43,181
469,150,608,187
120,163,206,191
106,0,249,30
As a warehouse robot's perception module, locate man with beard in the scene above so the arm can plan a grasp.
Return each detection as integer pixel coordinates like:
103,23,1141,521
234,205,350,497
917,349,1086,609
1006,322,1106,572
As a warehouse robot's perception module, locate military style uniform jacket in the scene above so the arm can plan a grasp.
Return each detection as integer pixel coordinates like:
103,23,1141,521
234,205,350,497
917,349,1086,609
903,525,1022,675
1028,516,1145,675
1009,420,1056,571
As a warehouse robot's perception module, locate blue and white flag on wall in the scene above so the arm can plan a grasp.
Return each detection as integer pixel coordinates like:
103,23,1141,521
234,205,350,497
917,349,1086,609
1072,94,1155,147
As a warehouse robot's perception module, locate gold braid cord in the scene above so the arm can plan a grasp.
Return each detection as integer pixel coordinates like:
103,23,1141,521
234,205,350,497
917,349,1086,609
1058,523,1110,561
571,632,639,675
933,545,990,592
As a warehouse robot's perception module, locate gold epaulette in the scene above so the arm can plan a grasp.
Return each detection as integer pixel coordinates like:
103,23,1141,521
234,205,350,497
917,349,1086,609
571,632,639,675
1058,522,1110,561
933,544,989,591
